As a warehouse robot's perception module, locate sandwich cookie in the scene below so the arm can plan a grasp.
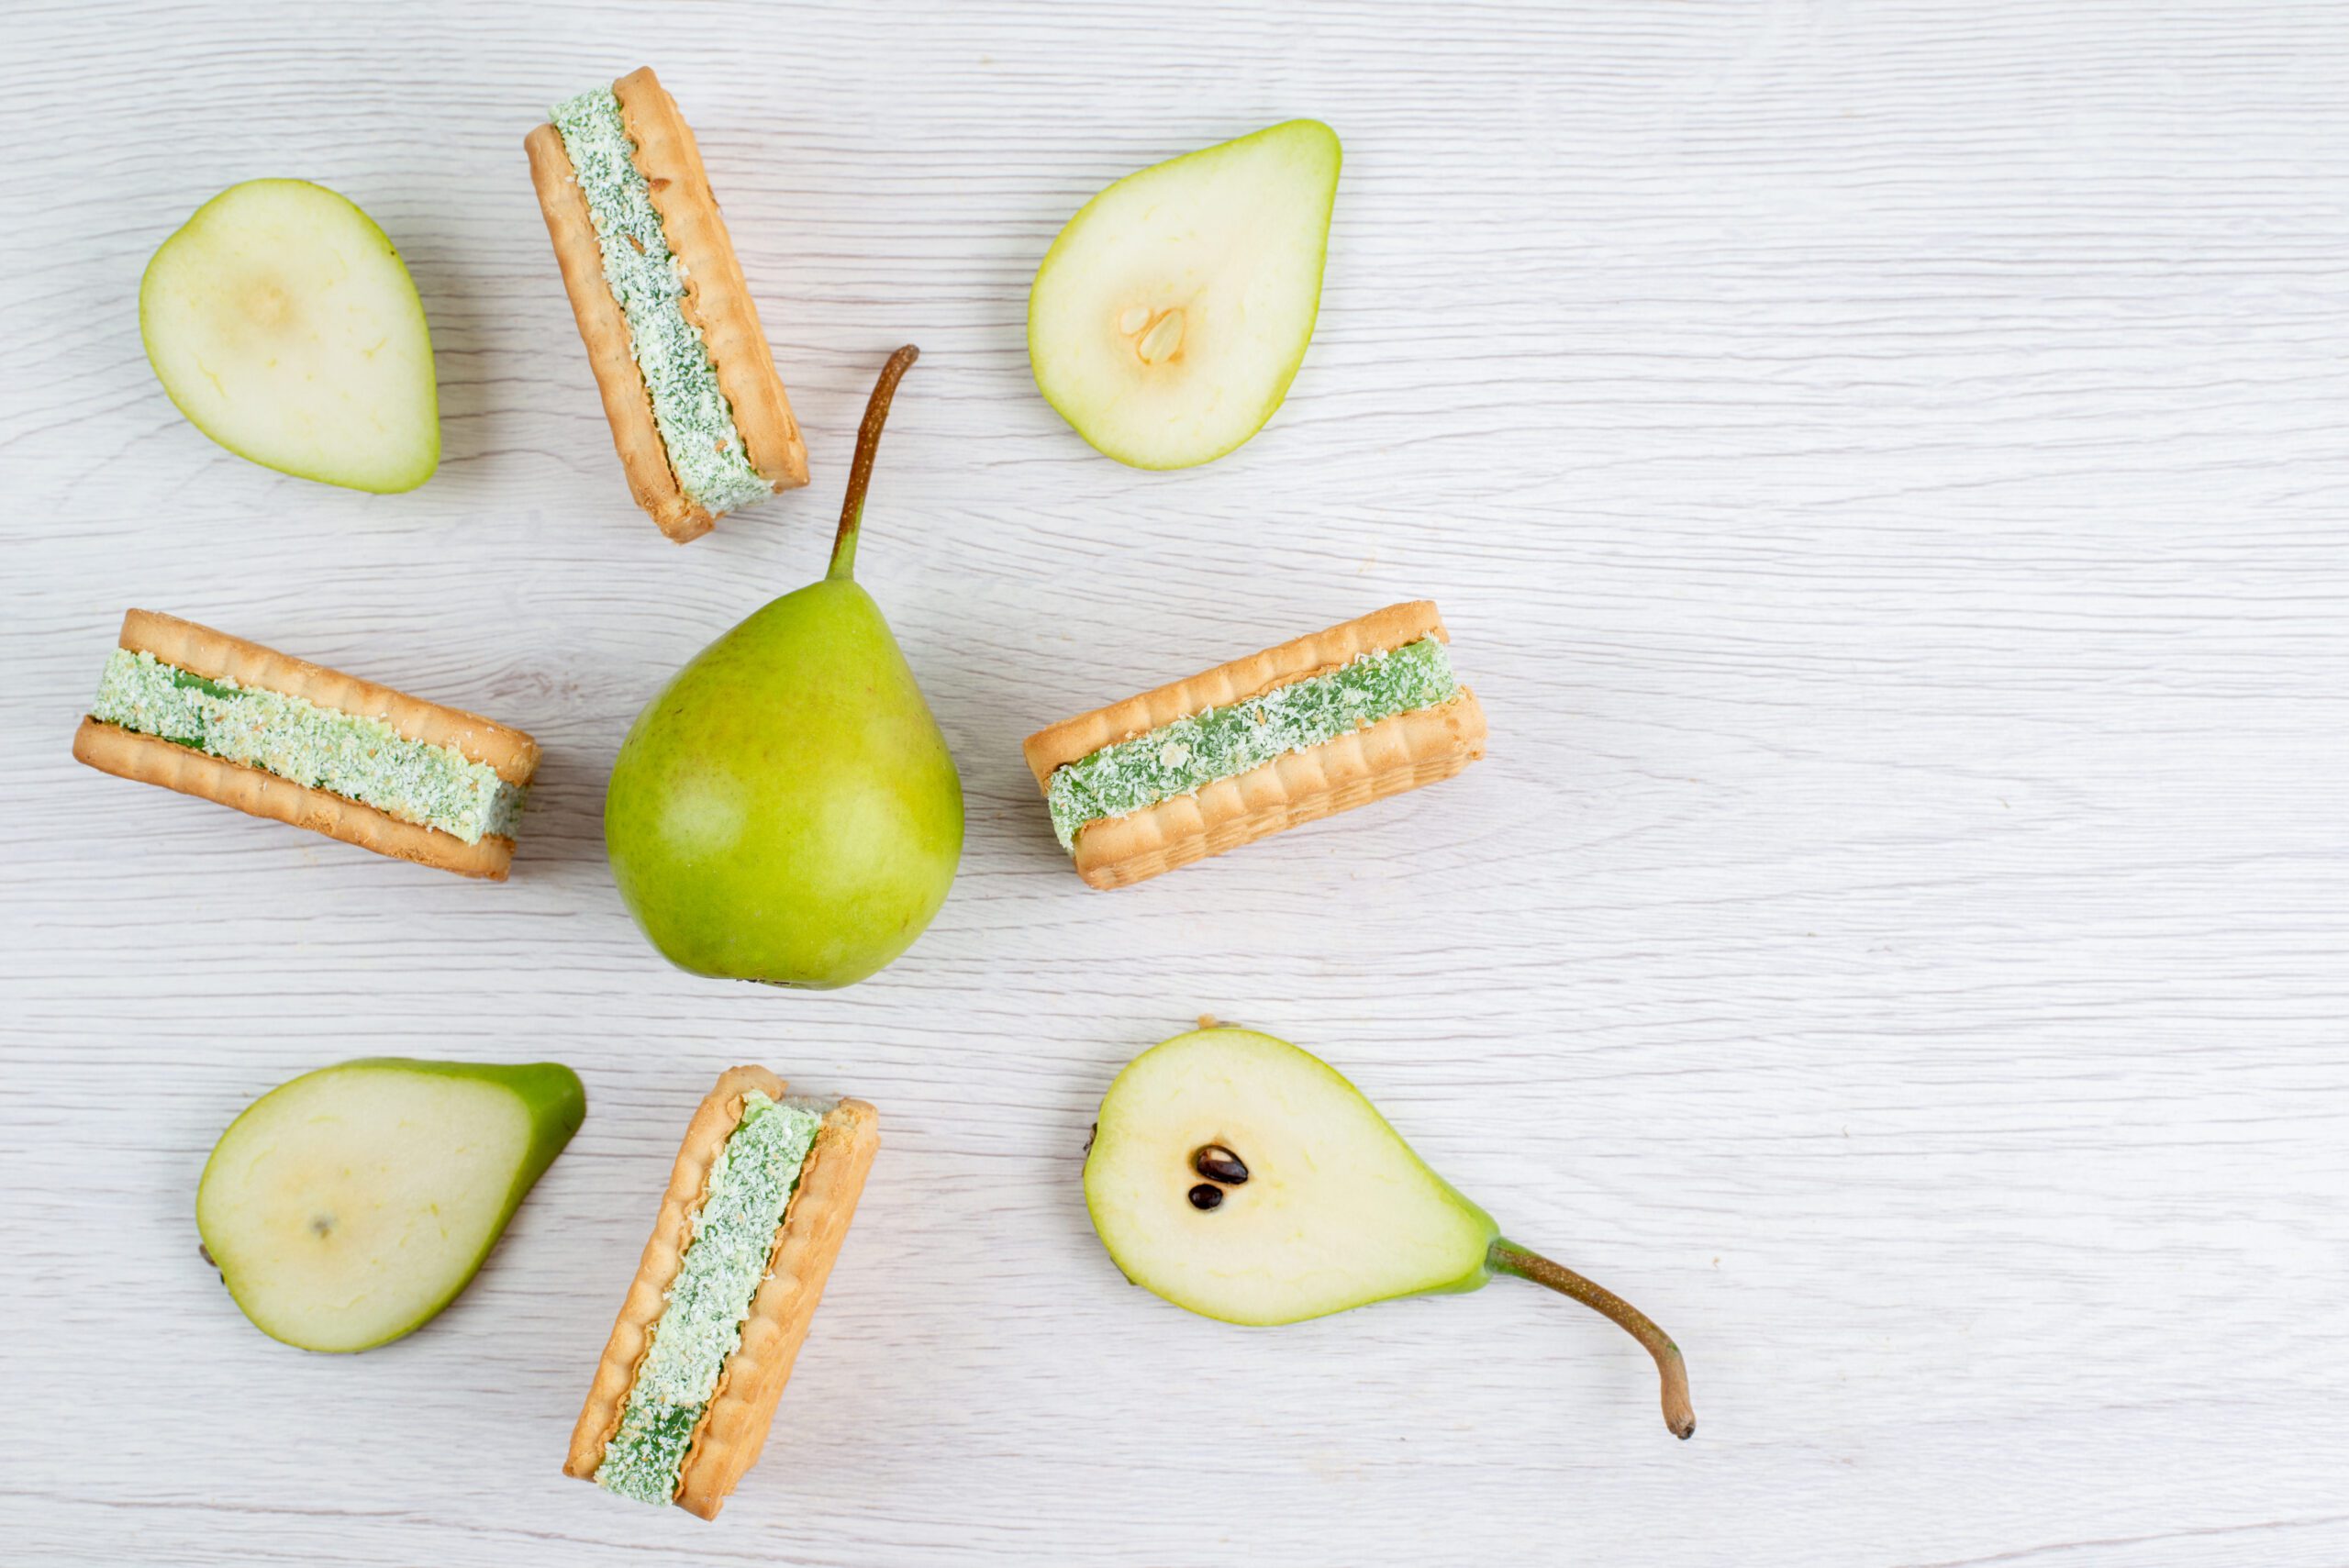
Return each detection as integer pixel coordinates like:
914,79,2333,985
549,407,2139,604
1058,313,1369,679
1024,601,1486,889
566,1067,878,1519
72,609,540,880
527,67,808,542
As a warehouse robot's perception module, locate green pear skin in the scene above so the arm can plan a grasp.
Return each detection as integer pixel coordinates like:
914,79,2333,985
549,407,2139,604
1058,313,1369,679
1085,1028,1695,1439
605,347,964,988
195,1059,585,1352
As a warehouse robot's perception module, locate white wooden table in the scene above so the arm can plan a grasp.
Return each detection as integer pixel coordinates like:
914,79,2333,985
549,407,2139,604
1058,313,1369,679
5,3,2346,1563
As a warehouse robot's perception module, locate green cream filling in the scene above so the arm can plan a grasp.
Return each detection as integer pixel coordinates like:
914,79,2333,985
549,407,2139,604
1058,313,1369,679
595,1092,826,1507
1045,636,1464,851
550,85,773,516
89,649,523,843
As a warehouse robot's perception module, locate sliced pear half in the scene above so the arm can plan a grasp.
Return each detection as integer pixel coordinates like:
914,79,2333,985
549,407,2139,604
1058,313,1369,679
140,179,440,493
1086,1026,1488,1322
1085,1028,1696,1438
195,1059,584,1352
1029,120,1340,470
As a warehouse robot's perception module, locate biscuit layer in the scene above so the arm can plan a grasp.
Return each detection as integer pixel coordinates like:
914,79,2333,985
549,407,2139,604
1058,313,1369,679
118,610,538,781
525,122,710,541
675,1098,878,1519
614,67,807,494
1069,689,1486,888
1023,601,1447,780
71,611,537,880
72,720,518,880
565,1072,878,1521
566,1066,784,1483
1022,602,1484,889
528,67,806,540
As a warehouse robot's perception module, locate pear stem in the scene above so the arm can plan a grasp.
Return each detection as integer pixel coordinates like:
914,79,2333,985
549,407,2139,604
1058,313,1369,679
829,344,921,583
1488,1239,1695,1440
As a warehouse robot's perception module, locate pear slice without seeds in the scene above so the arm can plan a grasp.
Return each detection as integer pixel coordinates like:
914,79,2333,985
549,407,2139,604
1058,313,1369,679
195,1059,584,1351
1028,120,1341,470
1084,1028,1695,1439
140,179,440,493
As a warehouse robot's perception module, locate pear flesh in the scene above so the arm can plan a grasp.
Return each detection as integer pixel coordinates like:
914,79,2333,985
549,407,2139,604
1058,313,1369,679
604,347,964,988
140,179,440,493
1086,1027,1489,1322
1029,120,1341,470
1085,1028,1695,1438
195,1059,584,1352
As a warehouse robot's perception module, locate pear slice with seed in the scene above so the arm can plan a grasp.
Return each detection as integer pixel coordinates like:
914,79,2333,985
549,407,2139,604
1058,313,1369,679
1029,121,1341,470
1085,1028,1696,1439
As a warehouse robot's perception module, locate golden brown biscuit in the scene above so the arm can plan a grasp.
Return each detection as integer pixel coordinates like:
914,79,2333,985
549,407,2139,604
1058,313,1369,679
675,1098,878,1519
72,722,520,880
72,611,540,881
527,67,807,542
524,123,710,541
1023,601,1486,890
613,68,807,494
1022,601,1448,778
1064,695,1486,889
117,610,539,781
565,1068,880,1519
565,1065,784,1482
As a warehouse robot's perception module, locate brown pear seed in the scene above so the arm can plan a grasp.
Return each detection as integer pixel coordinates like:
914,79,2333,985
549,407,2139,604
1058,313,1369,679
1193,1144,1249,1184
1186,1183,1224,1211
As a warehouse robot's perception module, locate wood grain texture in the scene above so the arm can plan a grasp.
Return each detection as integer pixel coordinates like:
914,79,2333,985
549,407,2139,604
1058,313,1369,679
2,1,2346,1564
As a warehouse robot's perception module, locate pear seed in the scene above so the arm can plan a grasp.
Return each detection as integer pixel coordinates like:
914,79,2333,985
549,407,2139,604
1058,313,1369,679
1136,308,1186,364
1186,1183,1223,1211
1118,305,1152,335
1193,1144,1249,1184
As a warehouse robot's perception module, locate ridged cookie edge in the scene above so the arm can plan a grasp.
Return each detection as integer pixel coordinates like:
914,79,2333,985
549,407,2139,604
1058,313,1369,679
525,115,712,542
673,1097,879,1520
117,609,540,783
563,1066,788,1483
1021,600,1448,786
1069,688,1486,889
615,67,808,497
72,719,518,880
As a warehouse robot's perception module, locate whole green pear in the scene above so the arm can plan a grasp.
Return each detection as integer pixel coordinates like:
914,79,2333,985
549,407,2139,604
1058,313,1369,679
605,347,963,987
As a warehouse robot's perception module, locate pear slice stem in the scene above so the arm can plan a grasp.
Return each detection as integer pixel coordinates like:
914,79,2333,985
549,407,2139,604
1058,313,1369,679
1489,1239,1695,1440
829,344,921,583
